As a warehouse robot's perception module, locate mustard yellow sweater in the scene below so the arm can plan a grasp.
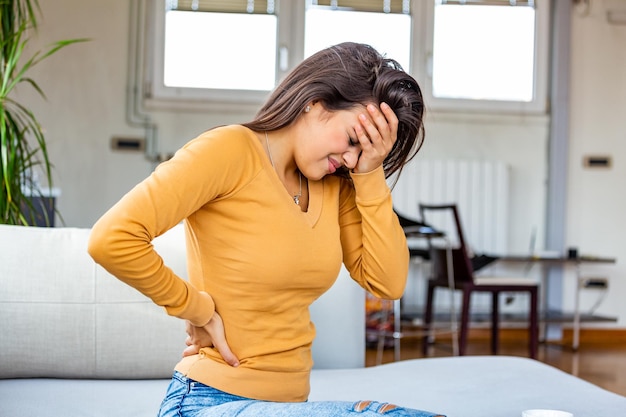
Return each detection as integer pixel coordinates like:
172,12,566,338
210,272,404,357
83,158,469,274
88,125,409,402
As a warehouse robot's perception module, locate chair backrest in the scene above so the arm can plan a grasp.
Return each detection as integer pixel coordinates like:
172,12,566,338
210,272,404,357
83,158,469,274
419,204,475,285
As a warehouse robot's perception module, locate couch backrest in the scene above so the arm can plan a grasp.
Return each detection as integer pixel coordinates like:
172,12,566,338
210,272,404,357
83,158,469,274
0,224,364,379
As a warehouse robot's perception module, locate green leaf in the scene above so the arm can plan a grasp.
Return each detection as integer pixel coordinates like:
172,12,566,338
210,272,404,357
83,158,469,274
1,0,87,225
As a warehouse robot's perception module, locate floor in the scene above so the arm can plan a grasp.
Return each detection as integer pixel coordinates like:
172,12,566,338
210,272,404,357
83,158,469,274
365,337,626,397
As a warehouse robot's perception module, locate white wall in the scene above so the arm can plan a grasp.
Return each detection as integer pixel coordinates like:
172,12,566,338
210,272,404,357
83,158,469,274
416,112,550,255
565,1,626,326
18,1,625,327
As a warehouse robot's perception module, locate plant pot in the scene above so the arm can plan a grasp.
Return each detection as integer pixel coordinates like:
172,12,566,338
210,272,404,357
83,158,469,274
20,188,60,227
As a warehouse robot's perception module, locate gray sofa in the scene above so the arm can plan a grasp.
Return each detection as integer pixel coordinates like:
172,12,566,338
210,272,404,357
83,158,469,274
1,224,625,417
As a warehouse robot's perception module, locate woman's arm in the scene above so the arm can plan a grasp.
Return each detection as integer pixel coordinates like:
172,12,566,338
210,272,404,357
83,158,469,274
339,168,409,300
339,103,409,299
87,177,216,327
87,127,255,327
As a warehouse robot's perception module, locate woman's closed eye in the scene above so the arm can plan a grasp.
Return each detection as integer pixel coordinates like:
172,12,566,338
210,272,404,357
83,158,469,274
349,137,363,157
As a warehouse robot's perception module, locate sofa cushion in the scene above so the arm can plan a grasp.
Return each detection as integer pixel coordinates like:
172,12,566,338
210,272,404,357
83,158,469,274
0,378,169,417
0,224,187,379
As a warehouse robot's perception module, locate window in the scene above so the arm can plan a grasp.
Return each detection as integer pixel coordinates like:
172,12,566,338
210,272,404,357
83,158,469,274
423,0,550,113
433,3,535,101
304,2,412,71
146,0,278,105
163,10,277,91
142,0,549,113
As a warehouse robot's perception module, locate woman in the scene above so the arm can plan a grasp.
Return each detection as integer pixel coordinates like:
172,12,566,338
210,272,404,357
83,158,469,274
88,42,442,417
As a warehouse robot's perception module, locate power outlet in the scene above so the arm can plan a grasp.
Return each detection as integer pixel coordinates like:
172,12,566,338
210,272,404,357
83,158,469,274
583,155,612,169
111,136,145,152
582,277,608,289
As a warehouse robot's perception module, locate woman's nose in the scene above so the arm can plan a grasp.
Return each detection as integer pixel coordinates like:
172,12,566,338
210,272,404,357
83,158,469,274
342,148,360,170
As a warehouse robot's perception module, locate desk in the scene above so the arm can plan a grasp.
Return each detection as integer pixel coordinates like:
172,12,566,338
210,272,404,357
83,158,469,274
495,254,616,350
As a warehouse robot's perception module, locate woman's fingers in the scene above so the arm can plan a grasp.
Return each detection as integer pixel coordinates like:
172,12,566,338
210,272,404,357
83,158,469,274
185,320,212,347
183,315,240,366
203,313,240,367
353,102,398,173
378,102,399,143
182,343,200,357
183,320,212,357
364,102,397,149
212,335,240,367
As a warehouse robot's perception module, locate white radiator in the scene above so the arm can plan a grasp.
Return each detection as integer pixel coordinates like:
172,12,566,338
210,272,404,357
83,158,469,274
391,159,510,254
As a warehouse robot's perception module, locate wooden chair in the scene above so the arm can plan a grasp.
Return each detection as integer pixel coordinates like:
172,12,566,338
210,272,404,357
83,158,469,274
419,203,539,359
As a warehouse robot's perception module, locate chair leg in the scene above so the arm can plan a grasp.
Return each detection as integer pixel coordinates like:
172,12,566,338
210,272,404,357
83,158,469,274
491,291,500,355
529,287,539,359
459,289,471,356
422,283,436,355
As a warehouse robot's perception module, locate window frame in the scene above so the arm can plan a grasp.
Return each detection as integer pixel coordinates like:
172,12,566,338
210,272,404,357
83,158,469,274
141,0,550,115
143,1,278,110
417,0,551,114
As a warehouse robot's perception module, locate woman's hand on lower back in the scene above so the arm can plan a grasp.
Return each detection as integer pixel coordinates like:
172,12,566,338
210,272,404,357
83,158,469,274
183,312,239,366
202,311,240,367
182,313,240,367
183,320,212,357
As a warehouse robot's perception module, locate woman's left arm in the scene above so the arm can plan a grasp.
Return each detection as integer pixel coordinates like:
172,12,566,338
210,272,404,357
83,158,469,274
339,167,409,300
339,103,409,299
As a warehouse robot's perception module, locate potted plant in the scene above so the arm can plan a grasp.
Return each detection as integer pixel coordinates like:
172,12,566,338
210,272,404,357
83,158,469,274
1,0,85,225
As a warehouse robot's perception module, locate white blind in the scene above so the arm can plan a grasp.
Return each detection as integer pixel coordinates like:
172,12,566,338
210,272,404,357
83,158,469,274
168,0,276,14
438,0,536,7
168,1,413,14
310,0,410,14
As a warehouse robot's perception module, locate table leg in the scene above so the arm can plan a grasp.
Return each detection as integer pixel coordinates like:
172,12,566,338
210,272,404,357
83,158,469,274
573,263,581,351
445,239,459,356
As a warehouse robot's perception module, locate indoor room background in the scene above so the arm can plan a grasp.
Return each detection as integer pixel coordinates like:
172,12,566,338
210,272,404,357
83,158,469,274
15,0,626,330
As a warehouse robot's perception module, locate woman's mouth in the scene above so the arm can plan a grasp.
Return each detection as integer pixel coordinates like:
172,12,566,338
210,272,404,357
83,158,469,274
328,158,340,174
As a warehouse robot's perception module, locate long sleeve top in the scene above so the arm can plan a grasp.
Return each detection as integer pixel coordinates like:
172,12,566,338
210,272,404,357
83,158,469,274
88,124,409,402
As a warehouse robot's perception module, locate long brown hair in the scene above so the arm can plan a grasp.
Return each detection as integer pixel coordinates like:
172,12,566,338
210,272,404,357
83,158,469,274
243,42,425,179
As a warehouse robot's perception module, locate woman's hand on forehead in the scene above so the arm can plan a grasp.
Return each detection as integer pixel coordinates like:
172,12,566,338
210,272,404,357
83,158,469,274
351,102,398,174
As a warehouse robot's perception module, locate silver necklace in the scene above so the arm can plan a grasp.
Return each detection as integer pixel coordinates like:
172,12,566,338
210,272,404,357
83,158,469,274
265,132,302,205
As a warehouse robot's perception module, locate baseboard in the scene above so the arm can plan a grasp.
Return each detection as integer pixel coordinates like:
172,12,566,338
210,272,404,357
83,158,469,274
418,327,626,346
466,328,532,342
560,328,626,345
465,328,626,345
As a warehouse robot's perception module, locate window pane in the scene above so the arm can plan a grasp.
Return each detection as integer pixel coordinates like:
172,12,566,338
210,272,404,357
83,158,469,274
163,10,277,91
304,7,411,71
432,5,536,102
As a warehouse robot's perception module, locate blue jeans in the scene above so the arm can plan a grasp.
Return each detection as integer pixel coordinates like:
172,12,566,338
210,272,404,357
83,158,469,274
158,372,444,417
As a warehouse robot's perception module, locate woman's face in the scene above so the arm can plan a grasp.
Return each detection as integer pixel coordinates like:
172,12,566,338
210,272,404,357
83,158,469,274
296,104,367,181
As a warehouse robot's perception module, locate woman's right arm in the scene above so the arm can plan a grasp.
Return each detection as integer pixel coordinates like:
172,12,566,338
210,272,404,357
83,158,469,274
88,128,253,328
87,164,216,327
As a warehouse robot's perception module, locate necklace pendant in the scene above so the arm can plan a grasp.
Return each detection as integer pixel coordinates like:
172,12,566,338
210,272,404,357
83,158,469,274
293,195,300,205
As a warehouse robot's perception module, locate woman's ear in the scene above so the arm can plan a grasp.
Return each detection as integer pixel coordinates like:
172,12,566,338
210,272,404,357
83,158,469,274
305,101,319,113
